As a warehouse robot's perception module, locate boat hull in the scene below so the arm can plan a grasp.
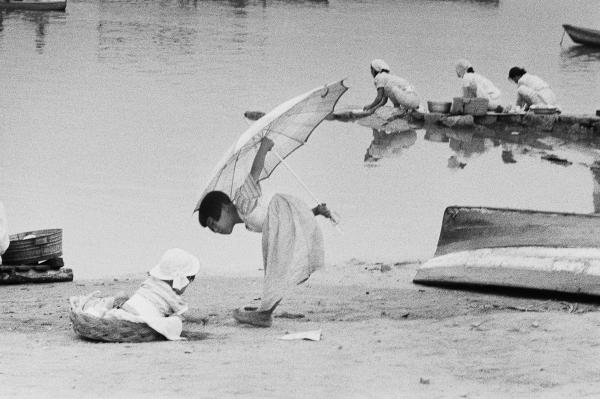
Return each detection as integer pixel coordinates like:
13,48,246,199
0,0,66,11
414,206,600,297
563,24,600,47
414,247,600,296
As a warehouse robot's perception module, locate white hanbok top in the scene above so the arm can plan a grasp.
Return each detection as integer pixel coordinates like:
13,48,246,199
462,72,501,101
122,276,188,318
517,73,551,93
516,73,557,106
374,72,416,95
233,175,271,232
117,276,189,340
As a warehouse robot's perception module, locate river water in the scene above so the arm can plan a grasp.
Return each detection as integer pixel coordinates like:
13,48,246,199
1,0,599,278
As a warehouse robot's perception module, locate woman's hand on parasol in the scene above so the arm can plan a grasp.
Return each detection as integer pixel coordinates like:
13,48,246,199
312,203,331,218
312,203,340,226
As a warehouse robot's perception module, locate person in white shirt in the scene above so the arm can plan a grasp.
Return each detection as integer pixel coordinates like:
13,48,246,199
455,59,502,111
508,66,558,111
0,202,9,265
363,59,421,114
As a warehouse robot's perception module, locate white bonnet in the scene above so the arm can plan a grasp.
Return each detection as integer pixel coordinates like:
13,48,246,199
370,59,390,73
149,248,201,290
455,58,472,78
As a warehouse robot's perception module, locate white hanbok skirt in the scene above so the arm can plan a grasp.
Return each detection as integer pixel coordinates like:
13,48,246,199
259,194,325,311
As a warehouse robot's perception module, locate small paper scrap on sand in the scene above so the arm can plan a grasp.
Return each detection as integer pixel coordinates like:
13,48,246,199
278,329,322,341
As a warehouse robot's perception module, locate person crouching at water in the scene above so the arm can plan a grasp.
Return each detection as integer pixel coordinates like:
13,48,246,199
363,59,421,114
196,137,333,327
455,58,502,111
508,66,558,111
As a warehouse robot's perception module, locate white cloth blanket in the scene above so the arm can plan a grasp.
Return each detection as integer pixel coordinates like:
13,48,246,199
72,291,185,341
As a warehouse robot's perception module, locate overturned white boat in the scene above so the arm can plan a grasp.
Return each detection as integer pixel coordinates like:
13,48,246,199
413,206,600,296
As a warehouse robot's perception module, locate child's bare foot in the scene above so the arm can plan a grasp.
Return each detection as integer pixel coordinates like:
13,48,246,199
232,308,272,327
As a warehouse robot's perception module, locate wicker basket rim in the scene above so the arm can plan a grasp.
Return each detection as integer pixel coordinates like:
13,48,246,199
9,229,62,242
69,296,163,343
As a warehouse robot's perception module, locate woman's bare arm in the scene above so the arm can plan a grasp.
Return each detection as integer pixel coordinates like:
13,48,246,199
250,137,274,180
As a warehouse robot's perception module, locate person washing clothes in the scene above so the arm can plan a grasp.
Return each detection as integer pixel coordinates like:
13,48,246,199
0,202,9,264
196,137,332,328
363,59,421,114
508,66,558,111
455,59,503,111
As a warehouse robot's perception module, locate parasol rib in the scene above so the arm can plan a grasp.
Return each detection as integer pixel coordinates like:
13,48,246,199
228,152,241,197
272,150,342,231
272,150,320,204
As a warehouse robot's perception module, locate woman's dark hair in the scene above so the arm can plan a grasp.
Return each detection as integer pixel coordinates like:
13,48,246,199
508,67,526,80
466,67,475,73
197,191,232,227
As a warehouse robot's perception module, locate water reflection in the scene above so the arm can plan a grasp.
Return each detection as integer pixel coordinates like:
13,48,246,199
95,0,280,68
425,0,498,7
364,128,417,163
31,13,49,52
591,162,600,213
560,45,600,59
96,16,200,68
0,10,55,52
200,0,328,7
501,143,517,164
175,0,199,7
559,45,600,74
444,129,495,168
357,118,600,208
424,129,449,143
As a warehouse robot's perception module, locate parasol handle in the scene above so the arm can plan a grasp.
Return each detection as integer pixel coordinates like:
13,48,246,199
272,150,342,231
272,150,321,203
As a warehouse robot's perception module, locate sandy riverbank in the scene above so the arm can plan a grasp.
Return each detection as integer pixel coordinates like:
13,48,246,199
1,260,600,398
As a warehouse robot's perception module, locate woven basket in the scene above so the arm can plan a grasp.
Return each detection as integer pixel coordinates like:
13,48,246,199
69,298,163,343
3,229,62,264
463,98,489,116
450,97,489,116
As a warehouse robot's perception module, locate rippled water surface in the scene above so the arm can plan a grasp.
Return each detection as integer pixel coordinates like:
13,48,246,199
1,0,599,278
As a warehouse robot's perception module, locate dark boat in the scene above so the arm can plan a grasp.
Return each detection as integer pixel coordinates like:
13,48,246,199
413,206,600,297
562,24,600,48
0,0,66,11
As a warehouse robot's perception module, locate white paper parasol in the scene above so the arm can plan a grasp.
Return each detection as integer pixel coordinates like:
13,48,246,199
194,79,348,211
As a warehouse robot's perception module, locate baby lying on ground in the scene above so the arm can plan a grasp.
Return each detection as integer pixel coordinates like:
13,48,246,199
77,248,203,340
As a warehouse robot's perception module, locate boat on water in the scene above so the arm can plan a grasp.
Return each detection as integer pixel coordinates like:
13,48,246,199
562,24,600,48
413,206,600,297
0,0,66,11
